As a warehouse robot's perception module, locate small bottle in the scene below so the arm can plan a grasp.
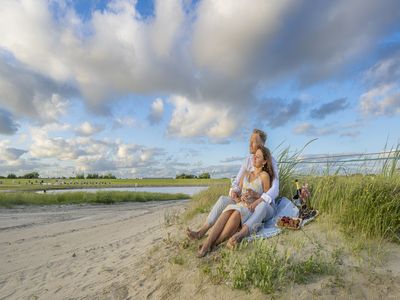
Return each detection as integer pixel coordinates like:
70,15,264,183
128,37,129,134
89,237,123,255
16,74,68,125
293,179,301,199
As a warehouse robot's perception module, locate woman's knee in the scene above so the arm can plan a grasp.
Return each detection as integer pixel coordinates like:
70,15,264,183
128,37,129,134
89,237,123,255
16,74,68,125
232,210,241,220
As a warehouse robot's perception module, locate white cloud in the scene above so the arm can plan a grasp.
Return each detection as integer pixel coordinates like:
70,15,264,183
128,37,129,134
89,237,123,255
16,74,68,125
149,0,185,59
112,116,138,129
29,127,81,160
361,51,400,117
0,108,19,135
167,95,238,140
293,122,337,136
148,98,164,124
35,94,70,122
0,140,27,161
1,0,398,130
192,0,291,77
75,121,104,136
360,83,400,116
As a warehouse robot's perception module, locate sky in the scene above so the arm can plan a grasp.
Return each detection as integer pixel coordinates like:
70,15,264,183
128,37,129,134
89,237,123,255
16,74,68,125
0,0,399,178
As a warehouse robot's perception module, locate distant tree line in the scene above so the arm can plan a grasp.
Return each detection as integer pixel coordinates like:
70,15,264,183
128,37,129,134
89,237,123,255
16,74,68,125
0,172,40,179
74,173,116,179
0,172,116,179
175,172,211,179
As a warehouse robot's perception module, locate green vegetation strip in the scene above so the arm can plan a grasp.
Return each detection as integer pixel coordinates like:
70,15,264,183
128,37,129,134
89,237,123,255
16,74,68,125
200,240,337,295
0,191,190,208
0,178,229,191
309,175,400,241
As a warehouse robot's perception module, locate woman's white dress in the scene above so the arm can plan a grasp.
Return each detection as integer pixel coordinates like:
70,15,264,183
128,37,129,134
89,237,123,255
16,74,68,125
223,173,264,224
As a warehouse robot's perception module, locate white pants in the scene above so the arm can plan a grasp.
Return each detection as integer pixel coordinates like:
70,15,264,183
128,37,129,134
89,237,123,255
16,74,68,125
206,195,275,233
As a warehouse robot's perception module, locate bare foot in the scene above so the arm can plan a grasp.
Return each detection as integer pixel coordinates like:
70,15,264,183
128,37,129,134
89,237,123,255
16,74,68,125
197,243,210,258
186,228,201,240
226,233,241,249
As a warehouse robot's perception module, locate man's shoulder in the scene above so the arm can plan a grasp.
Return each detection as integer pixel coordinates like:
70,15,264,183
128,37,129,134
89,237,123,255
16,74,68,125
242,154,252,164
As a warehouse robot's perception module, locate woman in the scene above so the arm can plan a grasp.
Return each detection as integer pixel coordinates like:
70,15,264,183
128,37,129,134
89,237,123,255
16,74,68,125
197,145,275,257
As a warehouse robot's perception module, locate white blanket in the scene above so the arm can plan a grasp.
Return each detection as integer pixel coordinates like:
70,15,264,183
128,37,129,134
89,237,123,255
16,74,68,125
246,197,315,241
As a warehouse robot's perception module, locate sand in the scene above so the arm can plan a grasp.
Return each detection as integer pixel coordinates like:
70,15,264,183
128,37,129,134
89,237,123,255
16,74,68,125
1,201,400,299
0,200,188,299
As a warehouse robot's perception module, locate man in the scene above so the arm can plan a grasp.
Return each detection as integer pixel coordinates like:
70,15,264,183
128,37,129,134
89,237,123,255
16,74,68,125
187,129,279,243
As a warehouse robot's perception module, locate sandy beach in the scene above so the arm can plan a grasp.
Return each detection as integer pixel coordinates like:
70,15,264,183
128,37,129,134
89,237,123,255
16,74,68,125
1,200,400,300
0,200,187,299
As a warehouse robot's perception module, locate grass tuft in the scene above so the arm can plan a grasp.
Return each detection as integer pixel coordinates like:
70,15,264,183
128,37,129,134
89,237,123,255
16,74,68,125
201,239,337,294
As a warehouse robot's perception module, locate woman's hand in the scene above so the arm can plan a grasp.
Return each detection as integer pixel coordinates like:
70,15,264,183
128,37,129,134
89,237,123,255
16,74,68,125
248,198,262,212
230,190,241,203
244,189,261,200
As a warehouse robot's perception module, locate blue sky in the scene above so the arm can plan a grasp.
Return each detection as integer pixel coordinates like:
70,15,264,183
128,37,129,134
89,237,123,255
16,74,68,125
0,0,399,178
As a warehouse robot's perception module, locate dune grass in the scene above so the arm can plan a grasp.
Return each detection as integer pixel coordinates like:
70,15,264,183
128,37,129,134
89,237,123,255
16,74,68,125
200,239,337,294
308,174,400,241
180,143,399,295
0,191,190,208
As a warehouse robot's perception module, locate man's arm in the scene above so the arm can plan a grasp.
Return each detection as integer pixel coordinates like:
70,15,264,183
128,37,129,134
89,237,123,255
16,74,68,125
229,156,250,197
260,156,279,205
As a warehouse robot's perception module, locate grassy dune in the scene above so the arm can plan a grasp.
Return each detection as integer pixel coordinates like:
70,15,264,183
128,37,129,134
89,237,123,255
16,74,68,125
180,146,400,295
0,191,190,208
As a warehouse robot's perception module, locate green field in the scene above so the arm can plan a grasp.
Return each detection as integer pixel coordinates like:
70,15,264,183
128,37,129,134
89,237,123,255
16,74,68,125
0,178,229,191
0,191,190,208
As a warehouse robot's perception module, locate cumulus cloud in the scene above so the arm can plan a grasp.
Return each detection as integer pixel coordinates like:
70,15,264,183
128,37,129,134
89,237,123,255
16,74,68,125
75,121,104,136
361,50,400,116
0,108,19,135
191,0,291,77
0,59,73,123
293,122,361,138
148,98,164,125
310,98,349,119
257,98,302,128
0,140,27,161
0,140,40,175
112,116,138,129
25,124,168,176
360,83,400,116
167,95,238,140
364,50,400,86
0,0,398,138
293,122,337,136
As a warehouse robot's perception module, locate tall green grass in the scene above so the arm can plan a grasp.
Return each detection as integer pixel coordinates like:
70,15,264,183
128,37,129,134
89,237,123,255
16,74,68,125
0,191,190,208
309,175,400,241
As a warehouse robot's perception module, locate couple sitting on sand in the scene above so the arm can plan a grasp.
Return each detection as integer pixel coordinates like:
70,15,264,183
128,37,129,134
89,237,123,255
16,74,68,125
187,129,279,257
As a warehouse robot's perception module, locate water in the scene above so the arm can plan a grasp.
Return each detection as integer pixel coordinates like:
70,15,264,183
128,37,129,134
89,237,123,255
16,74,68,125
36,186,208,196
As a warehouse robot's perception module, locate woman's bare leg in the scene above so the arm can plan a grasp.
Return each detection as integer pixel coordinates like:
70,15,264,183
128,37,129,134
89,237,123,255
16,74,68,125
215,211,241,245
197,211,233,257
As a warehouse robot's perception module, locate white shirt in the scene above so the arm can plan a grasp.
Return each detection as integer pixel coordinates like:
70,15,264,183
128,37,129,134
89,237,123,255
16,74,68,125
229,154,279,205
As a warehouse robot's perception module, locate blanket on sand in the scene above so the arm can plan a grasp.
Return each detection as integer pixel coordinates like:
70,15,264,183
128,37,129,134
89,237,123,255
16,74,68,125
245,197,317,241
